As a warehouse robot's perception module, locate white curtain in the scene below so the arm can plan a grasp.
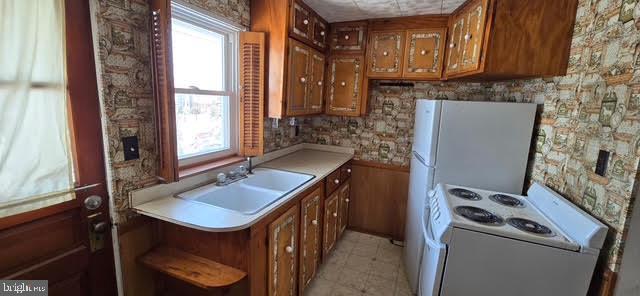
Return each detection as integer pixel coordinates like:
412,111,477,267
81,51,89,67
0,0,75,217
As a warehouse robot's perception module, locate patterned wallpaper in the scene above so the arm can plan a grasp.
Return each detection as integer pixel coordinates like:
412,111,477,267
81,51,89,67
91,0,250,224
301,0,640,273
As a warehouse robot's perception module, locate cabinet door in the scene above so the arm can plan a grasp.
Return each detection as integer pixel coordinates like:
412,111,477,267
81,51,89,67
299,187,322,292
403,28,447,79
323,192,339,257
326,54,364,116
268,205,299,296
330,22,367,52
308,50,325,113
445,15,465,74
312,15,328,50
291,1,311,41
337,183,350,237
460,0,488,72
367,31,405,78
339,162,352,183
286,39,310,116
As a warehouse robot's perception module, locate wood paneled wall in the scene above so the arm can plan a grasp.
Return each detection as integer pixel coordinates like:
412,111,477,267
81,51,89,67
348,160,409,241
118,217,158,296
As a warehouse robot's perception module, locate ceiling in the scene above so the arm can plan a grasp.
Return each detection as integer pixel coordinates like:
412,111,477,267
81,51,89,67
303,0,467,23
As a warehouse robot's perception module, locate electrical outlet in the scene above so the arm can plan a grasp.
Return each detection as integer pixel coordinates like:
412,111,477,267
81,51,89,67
122,136,140,161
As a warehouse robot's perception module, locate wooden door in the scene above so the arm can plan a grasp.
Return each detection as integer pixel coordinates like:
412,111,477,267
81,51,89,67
337,183,351,237
286,38,311,116
367,31,405,78
299,187,322,293
308,50,325,113
403,28,447,79
460,0,489,72
290,0,312,42
0,1,117,295
326,54,364,116
322,193,339,257
311,15,328,50
445,14,465,74
330,21,368,53
268,205,299,296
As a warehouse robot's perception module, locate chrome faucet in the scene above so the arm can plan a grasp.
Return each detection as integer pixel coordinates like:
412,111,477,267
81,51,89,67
247,157,254,175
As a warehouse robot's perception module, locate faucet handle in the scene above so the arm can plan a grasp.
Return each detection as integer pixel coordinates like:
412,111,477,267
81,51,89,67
217,173,227,184
238,165,248,176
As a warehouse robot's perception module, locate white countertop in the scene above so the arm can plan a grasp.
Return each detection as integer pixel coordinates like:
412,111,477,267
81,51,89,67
132,148,353,232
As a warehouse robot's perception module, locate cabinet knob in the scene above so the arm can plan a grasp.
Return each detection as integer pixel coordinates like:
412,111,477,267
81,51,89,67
340,81,346,87
383,51,389,56
449,43,455,48
285,246,294,253
344,35,350,40
303,19,309,25
317,81,323,86
333,212,338,217
311,219,318,226
320,31,325,36
300,77,306,83
420,49,427,55
464,34,472,41
345,198,350,203
347,168,351,173
334,179,340,184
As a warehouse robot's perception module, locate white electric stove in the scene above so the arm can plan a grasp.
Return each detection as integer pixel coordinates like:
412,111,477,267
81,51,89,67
419,183,608,296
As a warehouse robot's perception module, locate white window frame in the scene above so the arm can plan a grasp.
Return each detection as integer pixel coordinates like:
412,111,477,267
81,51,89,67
171,1,242,167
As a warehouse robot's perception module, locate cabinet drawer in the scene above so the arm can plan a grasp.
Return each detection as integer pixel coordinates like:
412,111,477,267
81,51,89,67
330,21,367,52
339,162,352,183
325,169,342,195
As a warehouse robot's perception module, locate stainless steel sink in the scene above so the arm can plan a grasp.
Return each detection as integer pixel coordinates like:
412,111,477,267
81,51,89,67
176,168,314,214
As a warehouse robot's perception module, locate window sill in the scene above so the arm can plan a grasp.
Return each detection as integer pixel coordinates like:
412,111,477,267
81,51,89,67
178,155,246,180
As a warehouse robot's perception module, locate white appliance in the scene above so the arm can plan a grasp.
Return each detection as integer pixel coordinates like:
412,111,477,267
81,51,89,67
419,183,608,296
404,100,536,292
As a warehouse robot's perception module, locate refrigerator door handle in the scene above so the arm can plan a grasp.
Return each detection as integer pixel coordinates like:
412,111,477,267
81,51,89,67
413,151,427,166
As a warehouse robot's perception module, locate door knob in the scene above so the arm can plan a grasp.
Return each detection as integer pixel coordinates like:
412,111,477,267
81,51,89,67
333,212,338,217
320,31,325,36
312,219,318,226
347,168,352,173
420,49,427,55
285,246,294,253
303,19,309,25
334,179,340,184
464,34,472,41
317,81,323,86
92,221,109,234
449,43,455,48
345,198,350,203
383,51,389,56
344,35,350,40
340,81,346,87
300,77,306,83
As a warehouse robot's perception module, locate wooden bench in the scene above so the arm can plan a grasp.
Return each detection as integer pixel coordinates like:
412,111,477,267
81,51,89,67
139,246,247,290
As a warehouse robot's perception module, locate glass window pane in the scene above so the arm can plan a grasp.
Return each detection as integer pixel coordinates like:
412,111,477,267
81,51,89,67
175,94,230,159
171,18,225,91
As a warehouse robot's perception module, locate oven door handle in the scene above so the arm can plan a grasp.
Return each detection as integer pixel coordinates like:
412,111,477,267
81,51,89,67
422,210,445,249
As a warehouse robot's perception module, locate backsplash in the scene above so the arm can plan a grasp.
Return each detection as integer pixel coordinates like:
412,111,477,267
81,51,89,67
91,0,250,224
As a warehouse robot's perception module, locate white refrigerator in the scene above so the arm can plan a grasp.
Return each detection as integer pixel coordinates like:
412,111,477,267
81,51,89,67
404,100,536,293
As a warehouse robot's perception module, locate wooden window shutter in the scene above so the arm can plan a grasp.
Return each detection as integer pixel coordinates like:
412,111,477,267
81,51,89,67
150,0,179,182
239,32,265,157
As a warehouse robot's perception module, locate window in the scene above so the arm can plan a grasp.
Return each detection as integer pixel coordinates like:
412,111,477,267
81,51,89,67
0,0,76,217
171,2,240,167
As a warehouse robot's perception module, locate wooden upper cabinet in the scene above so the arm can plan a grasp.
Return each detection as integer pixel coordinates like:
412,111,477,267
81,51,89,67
444,0,578,79
312,15,329,50
323,192,339,257
308,51,325,112
291,1,312,41
268,205,299,296
286,39,311,116
367,31,405,78
326,54,364,116
460,0,489,72
403,28,447,79
330,21,368,53
445,14,465,74
299,187,322,293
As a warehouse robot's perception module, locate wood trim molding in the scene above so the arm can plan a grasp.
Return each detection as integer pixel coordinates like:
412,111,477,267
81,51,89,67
178,156,246,180
351,159,410,172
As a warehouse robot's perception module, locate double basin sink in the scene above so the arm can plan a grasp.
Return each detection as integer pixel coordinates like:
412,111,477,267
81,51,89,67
176,168,314,215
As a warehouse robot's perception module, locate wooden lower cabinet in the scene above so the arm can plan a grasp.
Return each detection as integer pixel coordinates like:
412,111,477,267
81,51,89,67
323,192,340,257
337,183,350,238
268,205,299,296
299,187,323,293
